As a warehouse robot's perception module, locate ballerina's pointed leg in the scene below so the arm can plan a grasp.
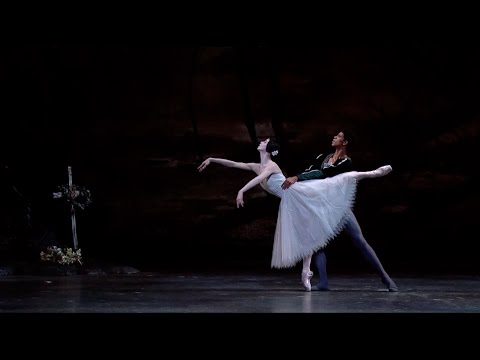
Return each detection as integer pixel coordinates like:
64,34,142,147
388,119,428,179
353,165,392,180
301,255,313,291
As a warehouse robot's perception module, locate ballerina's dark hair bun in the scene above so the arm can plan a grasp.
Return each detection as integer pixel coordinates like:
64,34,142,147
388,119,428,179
266,140,280,157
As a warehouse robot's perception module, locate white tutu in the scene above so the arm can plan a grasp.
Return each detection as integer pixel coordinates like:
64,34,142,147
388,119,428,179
264,172,357,268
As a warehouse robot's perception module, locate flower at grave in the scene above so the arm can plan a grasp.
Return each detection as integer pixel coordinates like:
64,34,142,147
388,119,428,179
54,184,92,210
40,246,82,265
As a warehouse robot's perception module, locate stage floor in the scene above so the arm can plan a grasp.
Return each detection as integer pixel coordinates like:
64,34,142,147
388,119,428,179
1,273,480,313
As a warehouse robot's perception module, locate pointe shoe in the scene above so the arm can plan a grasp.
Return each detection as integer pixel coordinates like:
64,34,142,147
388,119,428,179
374,165,392,177
354,165,393,181
301,270,313,292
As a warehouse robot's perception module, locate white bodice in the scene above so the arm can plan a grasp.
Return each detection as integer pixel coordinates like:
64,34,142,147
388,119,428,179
263,173,286,198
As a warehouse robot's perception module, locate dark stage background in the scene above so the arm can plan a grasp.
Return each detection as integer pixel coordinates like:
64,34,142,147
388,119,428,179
0,46,478,275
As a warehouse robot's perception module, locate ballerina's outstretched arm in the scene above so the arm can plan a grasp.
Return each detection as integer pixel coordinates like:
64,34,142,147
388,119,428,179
235,167,277,208
197,157,257,172
198,157,279,208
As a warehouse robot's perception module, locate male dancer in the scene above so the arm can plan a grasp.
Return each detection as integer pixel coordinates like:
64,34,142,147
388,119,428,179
281,131,398,292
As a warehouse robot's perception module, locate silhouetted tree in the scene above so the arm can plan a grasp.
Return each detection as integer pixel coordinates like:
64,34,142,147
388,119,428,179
233,47,257,149
267,47,287,154
188,47,202,161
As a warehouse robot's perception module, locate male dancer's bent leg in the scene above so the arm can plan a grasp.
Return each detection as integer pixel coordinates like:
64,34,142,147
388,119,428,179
312,250,330,291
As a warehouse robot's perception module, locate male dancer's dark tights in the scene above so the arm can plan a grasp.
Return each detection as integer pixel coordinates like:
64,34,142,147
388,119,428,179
314,209,398,291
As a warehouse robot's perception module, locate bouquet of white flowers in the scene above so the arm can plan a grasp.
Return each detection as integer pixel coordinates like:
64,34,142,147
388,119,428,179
40,246,82,265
